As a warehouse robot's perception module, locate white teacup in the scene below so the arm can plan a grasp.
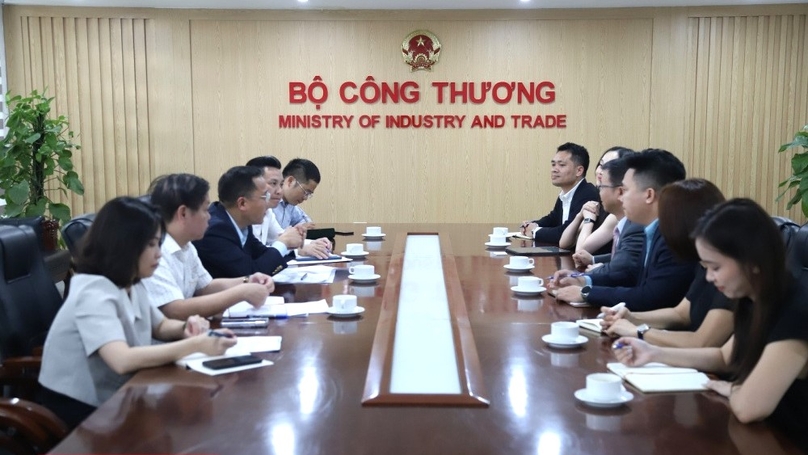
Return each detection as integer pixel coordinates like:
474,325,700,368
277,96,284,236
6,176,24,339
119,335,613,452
349,264,375,278
346,243,364,254
551,321,579,340
366,226,383,236
586,373,623,401
333,294,358,313
517,276,544,290
509,256,535,268
489,234,507,245
492,226,509,236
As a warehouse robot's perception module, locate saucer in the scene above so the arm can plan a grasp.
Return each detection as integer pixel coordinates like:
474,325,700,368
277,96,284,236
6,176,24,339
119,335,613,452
326,306,365,318
511,285,546,295
485,241,511,248
503,264,534,272
362,233,386,239
542,334,587,349
574,388,633,409
341,250,369,258
348,273,380,283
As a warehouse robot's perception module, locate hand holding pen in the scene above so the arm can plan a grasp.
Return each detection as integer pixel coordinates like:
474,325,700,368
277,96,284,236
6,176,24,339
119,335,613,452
611,337,654,367
200,329,238,356
548,270,586,288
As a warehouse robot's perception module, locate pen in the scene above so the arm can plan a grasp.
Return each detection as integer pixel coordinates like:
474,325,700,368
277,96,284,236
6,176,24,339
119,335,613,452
208,330,235,339
597,301,626,318
612,341,626,350
547,272,585,281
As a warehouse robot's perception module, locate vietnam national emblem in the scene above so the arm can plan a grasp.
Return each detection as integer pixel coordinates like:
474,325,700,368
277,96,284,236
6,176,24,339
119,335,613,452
402,30,441,72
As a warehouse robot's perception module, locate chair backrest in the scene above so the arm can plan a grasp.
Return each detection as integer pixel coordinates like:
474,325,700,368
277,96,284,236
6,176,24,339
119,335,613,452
60,213,95,256
0,397,67,454
0,216,45,252
786,223,808,280
773,216,800,249
0,226,64,360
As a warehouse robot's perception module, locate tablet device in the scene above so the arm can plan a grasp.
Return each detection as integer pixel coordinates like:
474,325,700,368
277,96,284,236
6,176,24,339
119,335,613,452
202,355,263,370
505,246,572,256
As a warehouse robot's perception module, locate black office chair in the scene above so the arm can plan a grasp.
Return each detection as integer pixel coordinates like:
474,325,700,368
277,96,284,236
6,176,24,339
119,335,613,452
773,216,799,249
786,223,808,280
60,213,96,256
0,225,64,399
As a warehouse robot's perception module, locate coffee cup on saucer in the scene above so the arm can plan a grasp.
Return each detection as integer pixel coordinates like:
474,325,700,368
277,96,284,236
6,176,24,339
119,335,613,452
585,373,623,401
488,234,507,245
517,276,544,291
345,243,365,255
492,227,509,236
332,294,358,313
508,256,535,268
349,264,375,278
550,321,579,341
365,226,383,236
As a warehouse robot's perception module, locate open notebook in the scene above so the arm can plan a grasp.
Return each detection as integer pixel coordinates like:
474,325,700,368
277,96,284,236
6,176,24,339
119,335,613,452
576,318,603,334
607,362,710,393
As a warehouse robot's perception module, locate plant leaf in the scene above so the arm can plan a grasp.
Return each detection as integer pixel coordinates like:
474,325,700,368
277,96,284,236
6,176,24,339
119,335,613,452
48,203,71,225
24,133,41,144
7,182,29,204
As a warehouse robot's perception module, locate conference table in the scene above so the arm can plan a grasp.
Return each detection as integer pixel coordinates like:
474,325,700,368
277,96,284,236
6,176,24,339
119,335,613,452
49,224,801,454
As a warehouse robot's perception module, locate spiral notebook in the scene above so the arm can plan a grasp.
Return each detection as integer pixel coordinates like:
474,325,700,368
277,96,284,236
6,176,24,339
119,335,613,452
607,362,710,393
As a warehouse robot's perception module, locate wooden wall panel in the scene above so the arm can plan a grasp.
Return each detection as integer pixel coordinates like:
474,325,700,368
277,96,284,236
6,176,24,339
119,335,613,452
3,5,807,222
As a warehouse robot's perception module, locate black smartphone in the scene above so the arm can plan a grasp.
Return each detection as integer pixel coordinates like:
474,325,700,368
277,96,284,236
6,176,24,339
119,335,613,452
505,246,572,256
202,355,263,370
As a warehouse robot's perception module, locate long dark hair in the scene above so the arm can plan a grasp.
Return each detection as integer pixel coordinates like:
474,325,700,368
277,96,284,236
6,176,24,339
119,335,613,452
691,198,788,382
659,179,725,262
75,197,164,288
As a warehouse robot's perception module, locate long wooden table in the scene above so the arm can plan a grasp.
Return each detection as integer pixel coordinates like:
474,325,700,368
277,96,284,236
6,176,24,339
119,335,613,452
49,224,801,454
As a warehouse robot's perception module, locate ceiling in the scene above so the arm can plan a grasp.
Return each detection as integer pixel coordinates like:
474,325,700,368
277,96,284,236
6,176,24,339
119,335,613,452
3,0,806,9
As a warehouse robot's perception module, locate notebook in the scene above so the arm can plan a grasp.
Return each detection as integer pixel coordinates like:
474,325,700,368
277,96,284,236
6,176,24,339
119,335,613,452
607,362,710,393
576,318,603,334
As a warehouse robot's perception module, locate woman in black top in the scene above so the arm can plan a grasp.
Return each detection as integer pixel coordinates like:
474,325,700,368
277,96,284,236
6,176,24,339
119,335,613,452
614,198,808,451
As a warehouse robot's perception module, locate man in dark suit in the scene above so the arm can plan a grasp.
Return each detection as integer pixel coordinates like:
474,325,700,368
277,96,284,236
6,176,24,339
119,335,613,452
521,142,600,245
194,166,304,279
554,149,695,312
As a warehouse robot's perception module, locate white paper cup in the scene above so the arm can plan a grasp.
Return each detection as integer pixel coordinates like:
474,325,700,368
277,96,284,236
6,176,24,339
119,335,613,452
551,321,579,340
509,256,535,268
346,243,364,254
366,226,382,236
333,294,358,313
349,264,375,277
488,234,507,244
517,276,544,290
492,226,509,236
586,373,623,401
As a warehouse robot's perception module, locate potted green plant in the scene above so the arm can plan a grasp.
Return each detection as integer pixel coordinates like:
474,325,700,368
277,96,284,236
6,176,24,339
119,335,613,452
0,89,84,249
777,124,808,217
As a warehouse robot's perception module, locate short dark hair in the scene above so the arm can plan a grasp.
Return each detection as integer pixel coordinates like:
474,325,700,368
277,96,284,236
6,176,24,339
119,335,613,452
557,142,590,175
692,198,788,383
149,174,210,223
282,158,321,184
75,197,164,288
246,156,282,170
658,179,725,261
600,153,634,186
603,146,634,160
218,166,263,207
623,148,686,192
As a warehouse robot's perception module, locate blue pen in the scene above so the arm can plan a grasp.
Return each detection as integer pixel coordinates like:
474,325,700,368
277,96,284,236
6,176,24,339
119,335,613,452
208,330,234,339
612,341,626,350
547,272,585,281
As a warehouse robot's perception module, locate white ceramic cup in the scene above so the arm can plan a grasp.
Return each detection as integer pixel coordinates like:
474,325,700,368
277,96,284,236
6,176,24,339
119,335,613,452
517,276,544,290
551,321,579,340
349,264,375,277
366,226,382,236
489,234,507,245
333,294,358,313
509,256,535,268
346,243,364,254
586,373,623,401
492,226,509,236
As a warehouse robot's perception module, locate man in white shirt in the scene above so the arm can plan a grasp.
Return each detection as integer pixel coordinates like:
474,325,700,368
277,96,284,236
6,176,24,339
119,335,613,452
143,173,276,319
246,156,331,258
520,142,600,245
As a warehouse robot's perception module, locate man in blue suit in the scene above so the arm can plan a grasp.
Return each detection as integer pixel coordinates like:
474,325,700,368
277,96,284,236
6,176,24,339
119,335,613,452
521,142,600,245
194,166,303,279
554,149,695,312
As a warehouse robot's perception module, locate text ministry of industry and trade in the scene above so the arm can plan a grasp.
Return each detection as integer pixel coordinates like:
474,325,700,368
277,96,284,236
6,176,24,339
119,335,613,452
279,77,567,130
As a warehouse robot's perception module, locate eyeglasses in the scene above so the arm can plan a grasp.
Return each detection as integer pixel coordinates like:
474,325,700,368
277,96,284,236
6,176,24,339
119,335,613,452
294,178,314,199
596,184,621,190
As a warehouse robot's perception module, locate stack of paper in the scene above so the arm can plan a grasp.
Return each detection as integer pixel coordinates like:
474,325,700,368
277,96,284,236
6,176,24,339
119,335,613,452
272,265,338,284
607,362,710,393
287,256,351,267
223,299,330,318
576,318,603,334
176,336,282,376
224,296,285,318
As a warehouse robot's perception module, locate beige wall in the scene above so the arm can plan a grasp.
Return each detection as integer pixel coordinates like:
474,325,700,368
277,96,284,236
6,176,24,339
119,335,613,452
3,5,807,223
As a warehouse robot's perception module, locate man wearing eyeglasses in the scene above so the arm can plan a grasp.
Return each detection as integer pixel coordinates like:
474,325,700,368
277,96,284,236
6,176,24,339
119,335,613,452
194,166,300,278
273,158,320,229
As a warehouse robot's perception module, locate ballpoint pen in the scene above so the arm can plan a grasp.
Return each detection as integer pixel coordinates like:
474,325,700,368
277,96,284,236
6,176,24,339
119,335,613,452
547,272,585,281
612,341,627,350
208,330,235,338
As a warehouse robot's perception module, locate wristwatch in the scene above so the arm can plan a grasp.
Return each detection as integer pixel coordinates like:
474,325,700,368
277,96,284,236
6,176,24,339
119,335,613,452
637,324,650,340
580,285,592,302
582,217,595,224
